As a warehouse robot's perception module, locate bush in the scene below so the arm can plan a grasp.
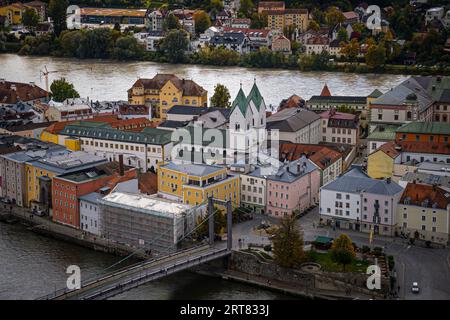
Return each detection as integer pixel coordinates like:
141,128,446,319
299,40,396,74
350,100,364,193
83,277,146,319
362,245,371,254
372,247,383,257
263,244,272,252
306,248,318,262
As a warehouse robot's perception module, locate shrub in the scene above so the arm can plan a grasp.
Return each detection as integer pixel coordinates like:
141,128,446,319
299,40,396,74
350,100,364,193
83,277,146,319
372,247,383,257
263,244,272,252
362,245,371,254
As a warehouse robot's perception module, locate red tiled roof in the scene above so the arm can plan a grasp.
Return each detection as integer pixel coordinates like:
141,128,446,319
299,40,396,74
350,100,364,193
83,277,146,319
398,140,450,156
320,83,331,96
372,141,400,159
138,172,157,195
222,27,271,37
0,81,47,104
320,110,358,120
131,74,206,97
279,143,342,169
400,183,450,210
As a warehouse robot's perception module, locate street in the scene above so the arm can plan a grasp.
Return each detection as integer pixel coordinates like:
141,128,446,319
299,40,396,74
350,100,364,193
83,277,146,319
232,206,450,300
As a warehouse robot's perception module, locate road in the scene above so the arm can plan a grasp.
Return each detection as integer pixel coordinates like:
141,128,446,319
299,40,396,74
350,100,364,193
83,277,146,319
233,207,450,300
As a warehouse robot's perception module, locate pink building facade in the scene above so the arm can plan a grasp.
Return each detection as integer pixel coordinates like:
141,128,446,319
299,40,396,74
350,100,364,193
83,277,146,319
266,158,320,218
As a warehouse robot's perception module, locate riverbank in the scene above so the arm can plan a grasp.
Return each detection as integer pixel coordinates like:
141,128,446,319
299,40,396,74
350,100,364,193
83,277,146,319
8,52,450,76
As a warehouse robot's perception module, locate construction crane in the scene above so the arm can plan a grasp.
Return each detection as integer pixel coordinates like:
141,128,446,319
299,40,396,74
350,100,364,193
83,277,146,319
40,65,92,100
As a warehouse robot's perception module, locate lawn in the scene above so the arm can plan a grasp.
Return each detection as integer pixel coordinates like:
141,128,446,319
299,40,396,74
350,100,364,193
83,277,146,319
312,252,369,273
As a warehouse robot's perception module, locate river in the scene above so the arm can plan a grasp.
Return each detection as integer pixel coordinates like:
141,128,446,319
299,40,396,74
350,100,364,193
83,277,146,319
0,54,408,300
0,54,408,108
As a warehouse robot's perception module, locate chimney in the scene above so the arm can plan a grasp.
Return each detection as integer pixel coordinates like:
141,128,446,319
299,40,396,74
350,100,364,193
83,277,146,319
297,162,301,173
118,154,124,176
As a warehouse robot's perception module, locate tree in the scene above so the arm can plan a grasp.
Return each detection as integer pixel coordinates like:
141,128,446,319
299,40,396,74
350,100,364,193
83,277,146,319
163,12,180,31
59,30,83,57
365,43,386,69
77,28,114,59
50,78,80,102
113,35,145,60
22,8,39,29
210,83,231,108
250,13,267,29
272,216,304,268
330,234,355,271
193,207,226,240
308,20,320,32
337,27,348,42
239,0,254,18
341,38,360,62
325,7,345,28
48,0,68,36
160,29,189,63
193,11,211,34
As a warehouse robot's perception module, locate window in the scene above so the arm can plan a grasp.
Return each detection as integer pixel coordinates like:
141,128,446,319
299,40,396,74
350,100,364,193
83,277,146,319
421,225,426,231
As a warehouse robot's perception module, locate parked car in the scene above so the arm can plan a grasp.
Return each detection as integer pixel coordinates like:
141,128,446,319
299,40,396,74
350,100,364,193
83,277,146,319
411,282,420,293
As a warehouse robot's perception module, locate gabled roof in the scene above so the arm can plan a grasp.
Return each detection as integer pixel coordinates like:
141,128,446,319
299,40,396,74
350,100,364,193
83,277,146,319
247,82,264,111
0,81,47,104
266,108,320,132
231,87,249,116
279,143,342,170
368,89,383,98
400,183,450,210
320,83,331,96
131,74,206,97
322,167,403,195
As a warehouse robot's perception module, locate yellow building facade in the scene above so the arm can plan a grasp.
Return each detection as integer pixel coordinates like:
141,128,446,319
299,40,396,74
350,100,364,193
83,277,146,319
367,142,400,179
157,162,240,209
268,9,309,32
0,3,36,25
25,163,56,206
128,74,208,120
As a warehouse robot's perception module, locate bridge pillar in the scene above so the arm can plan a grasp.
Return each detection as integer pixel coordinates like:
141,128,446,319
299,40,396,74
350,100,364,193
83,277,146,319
208,197,214,246
226,200,232,250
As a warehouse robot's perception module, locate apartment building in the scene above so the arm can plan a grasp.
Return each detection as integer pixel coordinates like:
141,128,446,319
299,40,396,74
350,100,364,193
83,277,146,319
128,74,208,120
320,167,403,236
268,9,309,33
157,162,240,209
320,109,360,145
397,183,449,245
266,157,320,218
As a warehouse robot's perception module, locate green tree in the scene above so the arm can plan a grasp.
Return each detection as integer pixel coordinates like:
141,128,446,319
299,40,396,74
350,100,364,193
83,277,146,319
337,27,348,42
325,7,345,28
272,216,304,268
193,207,226,240
341,38,360,62
250,13,267,29
48,0,68,36
113,35,145,60
308,20,320,32
210,83,231,108
330,234,355,271
59,30,83,57
78,28,114,59
193,11,211,34
239,0,254,18
163,12,180,31
22,8,39,29
365,43,386,69
160,29,189,63
50,78,80,102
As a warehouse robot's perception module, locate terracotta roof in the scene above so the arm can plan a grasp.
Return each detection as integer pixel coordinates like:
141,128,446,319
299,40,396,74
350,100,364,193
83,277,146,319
400,183,450,210
320,83,331,96
138,172,158,195
222,27,270,37
306,36,328,45
0,81,47,104
131,74,206,97
278,94,304,111
119,104,149,115
398,140,450,156
372,141,400,158
259,1,285,8
343,11,359,20
80,8,147,17
279,143,342,170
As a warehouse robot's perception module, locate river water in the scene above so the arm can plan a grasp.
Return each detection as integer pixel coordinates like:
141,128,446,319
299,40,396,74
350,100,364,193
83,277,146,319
0,54,408,300
0,54,408,108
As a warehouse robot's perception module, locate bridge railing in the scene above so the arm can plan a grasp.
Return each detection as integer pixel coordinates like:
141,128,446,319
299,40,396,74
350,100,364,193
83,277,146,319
37,244,212,300
81,247,231,300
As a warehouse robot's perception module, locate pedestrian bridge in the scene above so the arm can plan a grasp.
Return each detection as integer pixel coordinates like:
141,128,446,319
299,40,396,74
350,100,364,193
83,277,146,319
39,244,230,300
